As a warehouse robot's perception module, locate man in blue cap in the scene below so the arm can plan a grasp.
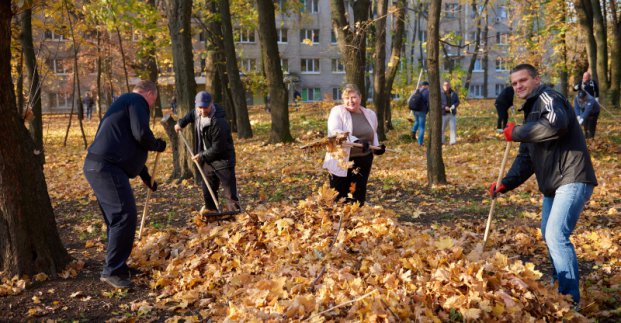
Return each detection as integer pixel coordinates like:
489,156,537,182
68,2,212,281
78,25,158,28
83,80,166,289
573,90,600,139
175,91,240,215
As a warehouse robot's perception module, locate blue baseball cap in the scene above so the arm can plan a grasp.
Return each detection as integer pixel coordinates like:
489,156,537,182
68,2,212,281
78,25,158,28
195,91,213,108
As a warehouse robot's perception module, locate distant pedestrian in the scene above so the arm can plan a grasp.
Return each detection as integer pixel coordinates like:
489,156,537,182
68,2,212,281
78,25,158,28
573,71,599,102
170,96,177,114
83,92,94,120
440,81,459,145
293,90,301,111
408,81,430,146
573,90,600,139
83,80,166,289
494,86,514,132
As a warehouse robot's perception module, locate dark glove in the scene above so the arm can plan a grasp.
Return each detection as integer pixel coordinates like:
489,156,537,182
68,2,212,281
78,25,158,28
373,144,386,156
503,122,516,142
354,140,370,153
139,168,158,192
488,182,507,198
154,138,167,152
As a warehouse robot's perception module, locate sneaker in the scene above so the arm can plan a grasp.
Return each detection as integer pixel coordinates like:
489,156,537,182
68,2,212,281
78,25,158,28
496,129,503,133
100,275,131,289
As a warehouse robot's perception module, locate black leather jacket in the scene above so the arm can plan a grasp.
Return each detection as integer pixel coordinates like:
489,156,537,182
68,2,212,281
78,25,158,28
501,85,597,196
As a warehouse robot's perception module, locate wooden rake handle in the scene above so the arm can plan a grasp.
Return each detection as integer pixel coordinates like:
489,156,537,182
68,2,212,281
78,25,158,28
483,141,512,248
138,151,160,240
342,141,397,153
178,131,221,213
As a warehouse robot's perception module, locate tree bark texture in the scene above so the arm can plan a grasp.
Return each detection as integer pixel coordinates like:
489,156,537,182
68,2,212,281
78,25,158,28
573,0,598,84
373,0,388,141
609,0,620,106
165,0,196,180
590,0,609,97
383,0,406,133
218,0,253,139
161,115,181,180
330,0,371,103
425,0,447,187
20,7,44,164
256,0,293,143
0,0,71,276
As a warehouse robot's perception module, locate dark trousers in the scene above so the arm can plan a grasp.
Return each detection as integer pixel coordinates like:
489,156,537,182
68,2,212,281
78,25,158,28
201,165,240,211
583,112,599,139
495,104,509,129
83,159,136,277
329,153,373,205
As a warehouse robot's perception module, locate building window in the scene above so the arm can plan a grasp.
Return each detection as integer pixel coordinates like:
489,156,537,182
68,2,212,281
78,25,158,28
473,59,483,72
331,58,345,73
332,87,341,100
497,6,508,21
51,59,69,75
469,84,483,98
418,30,427,42
300,29,319,44
496,32,508,44
50,92,71,108
277,28,288,43
444,3,459,18
240,58,256,73
495,57,508,71
302,0,319,13
301,58,320,73
302,87,321,101
236,28,255,43
280,58,289,73
495,84,506,96
44,30,65,41
331,30,337,44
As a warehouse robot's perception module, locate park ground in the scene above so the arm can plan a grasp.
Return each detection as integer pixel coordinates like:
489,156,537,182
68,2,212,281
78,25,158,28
1,99,620,321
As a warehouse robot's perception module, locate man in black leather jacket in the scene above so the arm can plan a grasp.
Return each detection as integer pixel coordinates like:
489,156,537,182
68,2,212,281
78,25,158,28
175,91,240,215
489,64,597,306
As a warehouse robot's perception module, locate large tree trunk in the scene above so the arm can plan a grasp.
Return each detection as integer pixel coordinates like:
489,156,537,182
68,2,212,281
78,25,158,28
218,0,252,138
591,0,609,103
426,0,446,187
0,0,71,277
373,0,388,141
165,0,196,181
330,0,371,103
464,0,487,92
607,0,620,106
20,6,44,164
573,0,598,83
96,27,103,120
256,0,292,143
383,0,406,132
145,0,162,121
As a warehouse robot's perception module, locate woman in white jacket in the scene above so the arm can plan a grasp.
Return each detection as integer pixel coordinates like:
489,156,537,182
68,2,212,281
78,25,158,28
323,84,385,205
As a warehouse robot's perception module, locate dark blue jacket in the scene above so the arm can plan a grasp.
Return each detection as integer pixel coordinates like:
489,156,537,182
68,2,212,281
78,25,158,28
87,93,160,178
573,93,600,119
440,89,460,115
502,85,597,196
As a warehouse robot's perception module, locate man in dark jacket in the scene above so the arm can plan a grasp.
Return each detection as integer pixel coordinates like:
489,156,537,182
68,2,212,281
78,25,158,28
494,86,514,132
175,91,240,215
440,81,460,145
573,71,599,102
83,80,166,289
489,64,597,306
408,81,429,145
573,90,600,139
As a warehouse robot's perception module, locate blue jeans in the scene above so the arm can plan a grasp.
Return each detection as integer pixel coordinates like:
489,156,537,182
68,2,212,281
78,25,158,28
541,182,594,304
411,111,426,145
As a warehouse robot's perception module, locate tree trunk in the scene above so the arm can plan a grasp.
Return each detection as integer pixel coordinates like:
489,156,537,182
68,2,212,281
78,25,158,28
558,2,569,97
481,14,489,98
165,0,196,181
426,0,446,187
115,27,130,93
218,0,252,138
373,0,388,141
146,0,163,121
330,0,371,103
591,0,609,103
609,0,620,106
0,0,71,277
256,0,292,143
573,0,598,83
96,27,103,120
383,0,406,132
20,6,44,164
464,0,487,92
161,115,181,180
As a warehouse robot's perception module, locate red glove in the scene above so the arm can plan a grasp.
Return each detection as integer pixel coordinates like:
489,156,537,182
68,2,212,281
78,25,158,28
503,122,515,142
488,182,507,198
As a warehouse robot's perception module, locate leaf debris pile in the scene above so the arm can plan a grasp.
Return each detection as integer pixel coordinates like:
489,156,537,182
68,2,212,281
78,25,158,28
132,186,585,321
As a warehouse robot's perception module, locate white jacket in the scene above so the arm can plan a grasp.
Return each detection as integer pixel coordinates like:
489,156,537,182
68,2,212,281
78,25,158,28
323,105,379,177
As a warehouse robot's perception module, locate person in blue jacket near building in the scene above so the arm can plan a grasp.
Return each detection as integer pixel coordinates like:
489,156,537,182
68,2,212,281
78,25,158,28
573,90,600,139
83,80,166,289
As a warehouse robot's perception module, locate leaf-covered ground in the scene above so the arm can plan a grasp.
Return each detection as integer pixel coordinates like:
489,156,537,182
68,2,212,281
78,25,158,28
1,100,620,322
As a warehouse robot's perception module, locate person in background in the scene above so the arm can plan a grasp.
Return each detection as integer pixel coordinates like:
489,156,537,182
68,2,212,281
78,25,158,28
494,85,514,132
170,95,177,114
573,71,599,102
440,81,460,145
408,81,430,146
175,91,240,215
83,92,94,120
323,84,386,205
489,64,597,307
83,80,166,289
293,89,301,111
573,90,600,139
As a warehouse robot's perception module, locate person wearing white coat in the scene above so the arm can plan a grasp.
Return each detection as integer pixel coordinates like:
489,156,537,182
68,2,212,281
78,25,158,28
323,84,385,205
